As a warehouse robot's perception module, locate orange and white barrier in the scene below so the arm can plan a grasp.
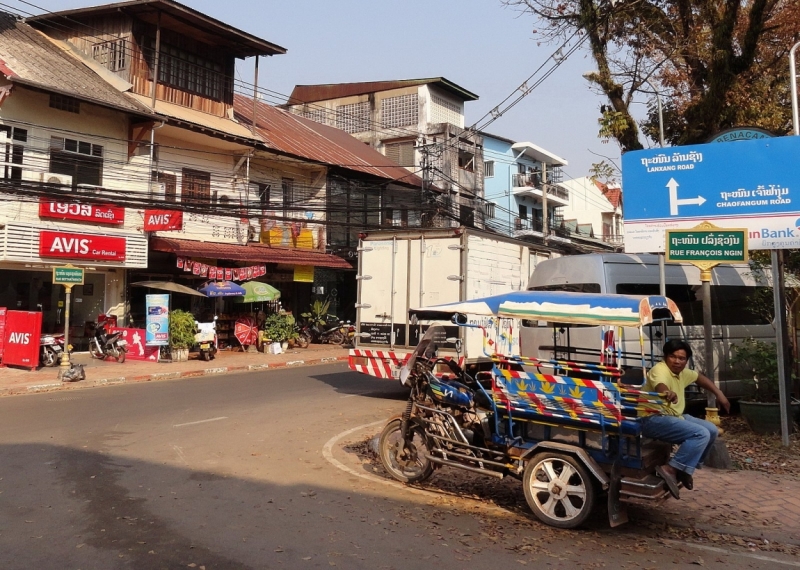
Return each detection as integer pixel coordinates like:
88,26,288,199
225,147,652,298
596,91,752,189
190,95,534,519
349,349,412,379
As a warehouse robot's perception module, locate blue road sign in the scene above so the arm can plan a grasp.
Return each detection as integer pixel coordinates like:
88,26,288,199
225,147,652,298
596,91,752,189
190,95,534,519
622,136,800,252
623,136,800,222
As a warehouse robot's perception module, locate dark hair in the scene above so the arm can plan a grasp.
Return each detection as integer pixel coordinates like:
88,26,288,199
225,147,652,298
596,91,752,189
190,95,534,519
663,339,692,359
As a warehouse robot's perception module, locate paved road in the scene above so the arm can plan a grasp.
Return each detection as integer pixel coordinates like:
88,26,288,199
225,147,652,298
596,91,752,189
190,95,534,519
0,364,795,569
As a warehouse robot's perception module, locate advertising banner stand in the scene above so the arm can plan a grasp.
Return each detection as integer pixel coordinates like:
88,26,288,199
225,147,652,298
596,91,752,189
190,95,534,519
145,294,170,361
3,311,42,370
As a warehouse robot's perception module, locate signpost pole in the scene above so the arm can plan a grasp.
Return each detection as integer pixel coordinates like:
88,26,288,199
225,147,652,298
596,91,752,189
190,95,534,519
58,284,73,378
700,267,717,412
771,249,791,446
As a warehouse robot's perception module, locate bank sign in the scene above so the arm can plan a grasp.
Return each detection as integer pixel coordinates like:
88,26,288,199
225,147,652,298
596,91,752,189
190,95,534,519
622,136,800,252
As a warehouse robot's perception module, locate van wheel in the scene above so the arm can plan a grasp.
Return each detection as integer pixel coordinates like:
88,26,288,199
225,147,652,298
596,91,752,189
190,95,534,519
523,452,595,529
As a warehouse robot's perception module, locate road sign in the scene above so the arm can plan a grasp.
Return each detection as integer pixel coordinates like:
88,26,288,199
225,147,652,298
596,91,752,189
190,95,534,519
621,136,800,252
666,224,748,264
52,264,84,285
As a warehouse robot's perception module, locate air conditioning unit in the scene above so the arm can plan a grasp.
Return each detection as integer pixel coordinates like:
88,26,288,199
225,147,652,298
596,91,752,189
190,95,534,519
20,171,73,187
76,184,103,195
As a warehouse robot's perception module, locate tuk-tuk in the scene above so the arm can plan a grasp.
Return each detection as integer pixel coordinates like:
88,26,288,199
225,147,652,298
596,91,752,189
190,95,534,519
378,290,684,529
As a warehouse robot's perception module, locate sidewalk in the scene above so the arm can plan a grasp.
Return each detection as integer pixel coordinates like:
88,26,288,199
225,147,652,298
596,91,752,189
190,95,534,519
0,343,350,397
632,465,800,548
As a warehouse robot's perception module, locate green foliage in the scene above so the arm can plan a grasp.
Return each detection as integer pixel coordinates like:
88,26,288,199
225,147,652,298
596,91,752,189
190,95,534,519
263,313,296,343
730,338,788,403
169,309,197,350
300,298,336,328
588,161,618,185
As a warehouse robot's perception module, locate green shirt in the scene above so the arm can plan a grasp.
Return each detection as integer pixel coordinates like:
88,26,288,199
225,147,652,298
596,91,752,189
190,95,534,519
644,361,699,417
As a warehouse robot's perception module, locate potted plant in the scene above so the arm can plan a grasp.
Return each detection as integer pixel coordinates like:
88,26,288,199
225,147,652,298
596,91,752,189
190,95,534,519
301,298,336,329
263,313,297,350
730,338,799,434
169,309,196,362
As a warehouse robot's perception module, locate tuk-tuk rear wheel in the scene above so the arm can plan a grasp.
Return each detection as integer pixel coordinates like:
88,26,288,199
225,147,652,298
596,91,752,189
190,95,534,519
379,419,434,484
523,452,596,529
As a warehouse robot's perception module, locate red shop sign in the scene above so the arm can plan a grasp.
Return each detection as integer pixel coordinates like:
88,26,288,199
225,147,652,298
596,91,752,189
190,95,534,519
3,310,42,370
39,199,125,225
144,209,183,231
39,230,127,261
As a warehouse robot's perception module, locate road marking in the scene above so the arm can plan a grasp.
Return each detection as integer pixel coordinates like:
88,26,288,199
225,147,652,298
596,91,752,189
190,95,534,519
173,416,228,428
663,539,800,567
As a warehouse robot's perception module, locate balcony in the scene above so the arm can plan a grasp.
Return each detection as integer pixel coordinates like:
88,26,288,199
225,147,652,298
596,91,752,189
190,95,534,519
512,176,569,206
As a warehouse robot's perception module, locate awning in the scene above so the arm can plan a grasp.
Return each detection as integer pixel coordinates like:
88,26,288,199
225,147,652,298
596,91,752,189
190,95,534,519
150,237,353,269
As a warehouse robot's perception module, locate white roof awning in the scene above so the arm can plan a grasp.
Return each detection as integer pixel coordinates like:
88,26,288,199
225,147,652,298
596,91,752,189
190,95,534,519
511,142,568,167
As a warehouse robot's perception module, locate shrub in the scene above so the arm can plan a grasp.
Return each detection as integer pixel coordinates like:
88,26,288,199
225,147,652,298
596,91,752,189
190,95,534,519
730,338,783,403
263,313,296,343
169,309,197,350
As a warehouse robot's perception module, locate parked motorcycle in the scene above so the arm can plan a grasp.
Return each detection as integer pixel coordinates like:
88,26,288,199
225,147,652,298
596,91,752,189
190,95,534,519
309,319,351,345
88,319,127,363
40,333,68,367
194,317,218,361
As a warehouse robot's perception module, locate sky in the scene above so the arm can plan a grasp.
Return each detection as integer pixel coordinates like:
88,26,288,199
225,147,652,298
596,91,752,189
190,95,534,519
22,0,647,180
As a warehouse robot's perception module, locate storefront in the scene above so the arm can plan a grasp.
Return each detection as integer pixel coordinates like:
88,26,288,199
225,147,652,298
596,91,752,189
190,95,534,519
0,221,147,350
138,237,354,348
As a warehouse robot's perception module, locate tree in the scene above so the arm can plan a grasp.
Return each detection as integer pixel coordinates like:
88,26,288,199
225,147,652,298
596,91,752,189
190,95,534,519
503,0,798,149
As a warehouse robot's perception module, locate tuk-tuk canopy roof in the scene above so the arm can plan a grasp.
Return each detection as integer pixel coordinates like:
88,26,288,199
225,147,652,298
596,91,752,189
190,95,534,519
410,290,682,327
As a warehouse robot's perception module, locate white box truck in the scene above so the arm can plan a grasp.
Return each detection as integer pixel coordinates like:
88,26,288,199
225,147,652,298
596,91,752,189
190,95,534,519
349,227,556,379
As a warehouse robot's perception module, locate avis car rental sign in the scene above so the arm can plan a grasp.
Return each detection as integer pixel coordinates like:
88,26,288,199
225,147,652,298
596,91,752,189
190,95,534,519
2,311,42,370
39,230,126,262
143,209,183,231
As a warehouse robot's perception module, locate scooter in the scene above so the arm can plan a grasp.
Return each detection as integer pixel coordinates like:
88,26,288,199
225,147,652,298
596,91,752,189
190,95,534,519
88,319,127,363
194,317,218,361
40,333,68,367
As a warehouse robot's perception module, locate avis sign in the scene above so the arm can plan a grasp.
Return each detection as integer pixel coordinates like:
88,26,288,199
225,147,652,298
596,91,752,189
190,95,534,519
144,209,183,231
39,230,126,262
2,311,42,370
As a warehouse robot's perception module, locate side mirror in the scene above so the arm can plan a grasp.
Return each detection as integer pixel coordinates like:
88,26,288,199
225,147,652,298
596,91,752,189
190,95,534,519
399,365,411,385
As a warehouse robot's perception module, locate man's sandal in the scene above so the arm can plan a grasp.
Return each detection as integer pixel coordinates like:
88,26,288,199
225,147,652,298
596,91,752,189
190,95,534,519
677,470,694,490
655,465,681,499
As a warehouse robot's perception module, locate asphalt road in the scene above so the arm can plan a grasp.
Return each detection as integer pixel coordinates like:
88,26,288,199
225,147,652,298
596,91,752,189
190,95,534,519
0,364,795,569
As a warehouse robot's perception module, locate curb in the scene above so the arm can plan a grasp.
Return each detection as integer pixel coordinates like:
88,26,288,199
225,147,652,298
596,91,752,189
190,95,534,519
0,355,350,397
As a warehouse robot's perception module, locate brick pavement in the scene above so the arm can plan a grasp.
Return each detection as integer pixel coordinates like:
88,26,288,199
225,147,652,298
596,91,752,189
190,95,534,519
2,346,799,548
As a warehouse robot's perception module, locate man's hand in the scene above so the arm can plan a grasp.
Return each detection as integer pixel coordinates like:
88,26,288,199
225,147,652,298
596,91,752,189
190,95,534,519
662,389,679,404
696,374,730,413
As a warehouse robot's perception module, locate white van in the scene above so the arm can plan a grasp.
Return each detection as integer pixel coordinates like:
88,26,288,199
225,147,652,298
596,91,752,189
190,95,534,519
521,253,773,400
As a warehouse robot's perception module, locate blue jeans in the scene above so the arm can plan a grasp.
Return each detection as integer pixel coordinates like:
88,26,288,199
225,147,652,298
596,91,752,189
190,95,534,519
640,414,718,475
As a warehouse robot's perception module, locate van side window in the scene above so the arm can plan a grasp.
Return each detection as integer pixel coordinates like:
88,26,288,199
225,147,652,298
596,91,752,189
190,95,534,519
529,283,601,293
615,283,769,326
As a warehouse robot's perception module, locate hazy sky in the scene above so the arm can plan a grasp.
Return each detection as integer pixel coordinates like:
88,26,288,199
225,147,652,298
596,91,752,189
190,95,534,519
23,0,653,179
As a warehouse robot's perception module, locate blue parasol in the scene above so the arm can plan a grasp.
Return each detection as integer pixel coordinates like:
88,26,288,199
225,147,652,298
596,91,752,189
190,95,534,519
198,280,246,297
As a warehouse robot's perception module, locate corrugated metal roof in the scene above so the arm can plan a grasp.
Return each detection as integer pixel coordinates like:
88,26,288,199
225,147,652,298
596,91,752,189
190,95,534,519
289,78,479,104
233,94,423,187
0,12,150,115
27,0,286,58
150,237,353,269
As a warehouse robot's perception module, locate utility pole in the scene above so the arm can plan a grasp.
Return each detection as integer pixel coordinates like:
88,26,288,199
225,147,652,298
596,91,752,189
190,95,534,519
541,163,548,240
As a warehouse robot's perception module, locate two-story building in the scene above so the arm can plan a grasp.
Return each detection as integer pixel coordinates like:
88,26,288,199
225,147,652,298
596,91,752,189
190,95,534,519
0,0,431,348
557,177,623,248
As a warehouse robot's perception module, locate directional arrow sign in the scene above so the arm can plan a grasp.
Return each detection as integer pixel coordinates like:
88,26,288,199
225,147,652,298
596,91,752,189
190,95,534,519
621,136,800,252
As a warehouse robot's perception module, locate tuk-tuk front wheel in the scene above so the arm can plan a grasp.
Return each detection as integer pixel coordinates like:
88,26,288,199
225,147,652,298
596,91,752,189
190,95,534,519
523,452,595,529
378,419,434,484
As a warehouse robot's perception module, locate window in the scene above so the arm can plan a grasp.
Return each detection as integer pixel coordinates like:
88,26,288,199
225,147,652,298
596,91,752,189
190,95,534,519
258,183,271,208
49,136,103,187
384,141,415,167
382,207,408,227
0,126,27,180
181,168,210,204
152,171,177,202
530,283,602,293
615,283,770,326
49,94,80,114
518,204,528,220
484,160,494,178
282,178,294,218
150,40,226,101
458,150,474,172
460,205,475,227
484,202,495,219
92,38,127,71
381,94,418,128
336,102,370,133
